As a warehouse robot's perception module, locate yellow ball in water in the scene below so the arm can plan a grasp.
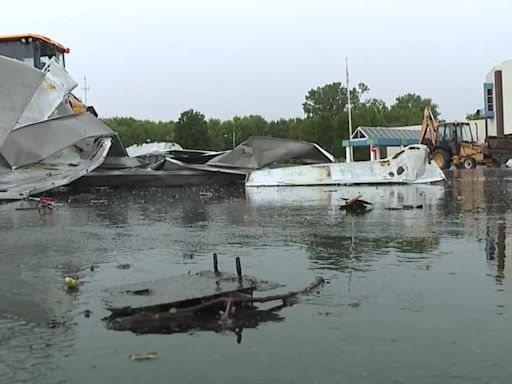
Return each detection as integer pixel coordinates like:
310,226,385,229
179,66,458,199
64,277,79,290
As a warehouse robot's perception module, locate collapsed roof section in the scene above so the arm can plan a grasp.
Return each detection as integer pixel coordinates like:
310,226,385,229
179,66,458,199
206,136,335,169
0,55,115,200
0,51,340,198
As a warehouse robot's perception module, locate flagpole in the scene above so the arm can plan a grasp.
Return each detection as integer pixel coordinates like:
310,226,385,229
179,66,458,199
346,57,353,162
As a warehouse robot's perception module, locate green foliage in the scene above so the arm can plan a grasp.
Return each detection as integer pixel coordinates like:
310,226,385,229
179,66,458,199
387,93,440,126
300,85,440,156
466,112,482,121
102,117,174,147
303,82,348,120
103,82,441,157
174,109,210,150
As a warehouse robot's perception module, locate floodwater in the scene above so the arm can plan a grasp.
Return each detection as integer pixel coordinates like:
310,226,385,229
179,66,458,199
1,168,512,384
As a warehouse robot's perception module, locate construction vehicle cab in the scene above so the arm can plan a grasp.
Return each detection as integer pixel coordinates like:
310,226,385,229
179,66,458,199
0,34,69,70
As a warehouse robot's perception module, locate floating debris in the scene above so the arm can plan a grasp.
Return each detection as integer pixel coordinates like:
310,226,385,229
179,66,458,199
129,352,159,361
14,196,59,213
64,277,79,291
385,205,424,211
340,195,374,213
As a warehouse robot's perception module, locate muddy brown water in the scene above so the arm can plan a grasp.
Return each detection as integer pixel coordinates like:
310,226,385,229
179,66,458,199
1,168,512,384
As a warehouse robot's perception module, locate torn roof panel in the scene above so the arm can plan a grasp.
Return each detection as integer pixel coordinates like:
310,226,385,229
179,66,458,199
206,136,335,169
0,137,112,200
14,59,77,129
0,55,45,146
0,112,114,169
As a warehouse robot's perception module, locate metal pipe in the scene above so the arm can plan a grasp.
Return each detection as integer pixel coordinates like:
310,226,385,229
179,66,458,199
213,253,219,274
235,257,242,283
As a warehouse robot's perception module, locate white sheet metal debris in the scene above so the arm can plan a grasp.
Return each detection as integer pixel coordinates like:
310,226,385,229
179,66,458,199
14,59,77,129
0,49,444,199
126,142,183,157
245,145,446,187
0,55,115,200
0,138,111,200
0,56,45,147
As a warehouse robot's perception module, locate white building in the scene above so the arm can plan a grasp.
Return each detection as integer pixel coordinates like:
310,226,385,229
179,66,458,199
479,59,512,138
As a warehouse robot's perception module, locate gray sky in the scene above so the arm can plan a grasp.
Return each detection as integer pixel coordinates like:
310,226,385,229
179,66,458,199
4,0,511,121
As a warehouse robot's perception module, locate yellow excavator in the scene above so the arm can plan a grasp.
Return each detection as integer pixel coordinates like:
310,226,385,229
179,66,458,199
0,33,89,115
419,107,496,169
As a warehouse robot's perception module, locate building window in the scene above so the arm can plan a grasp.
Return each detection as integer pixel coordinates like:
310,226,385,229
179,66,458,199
484,83,495,118
487,88,494,112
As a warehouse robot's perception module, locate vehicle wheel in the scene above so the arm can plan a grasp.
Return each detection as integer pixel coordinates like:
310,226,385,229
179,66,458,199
462,156,477,169
432,148,451,170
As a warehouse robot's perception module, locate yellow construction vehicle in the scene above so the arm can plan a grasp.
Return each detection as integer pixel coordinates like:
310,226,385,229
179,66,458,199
0,33,89,114
419,107,495,169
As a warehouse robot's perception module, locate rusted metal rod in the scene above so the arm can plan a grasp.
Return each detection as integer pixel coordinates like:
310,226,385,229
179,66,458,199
235,257,242,283
213,253,219,275
179,276,324,314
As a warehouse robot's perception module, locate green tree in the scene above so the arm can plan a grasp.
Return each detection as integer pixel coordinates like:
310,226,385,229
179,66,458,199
352,98,389,128
208,118,236,150
232,115,269,145
174,109,210,149
103,117,175,147
302,82,375,156
388,93,440,126
303,82,348,120
466,111,482,120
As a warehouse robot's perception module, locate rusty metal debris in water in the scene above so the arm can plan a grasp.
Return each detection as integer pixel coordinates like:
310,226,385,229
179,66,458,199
339,195,374,213
104,254,324,342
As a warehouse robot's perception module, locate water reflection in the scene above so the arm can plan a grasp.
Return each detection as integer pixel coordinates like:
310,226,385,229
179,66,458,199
448,169,511,284
246,184,445,208
107,305,285,344
246,185,445,271
3,170,512,383
486,222,507,283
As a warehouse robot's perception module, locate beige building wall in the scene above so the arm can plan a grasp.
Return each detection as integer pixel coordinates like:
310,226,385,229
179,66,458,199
501,60,512,135
485,59,512,136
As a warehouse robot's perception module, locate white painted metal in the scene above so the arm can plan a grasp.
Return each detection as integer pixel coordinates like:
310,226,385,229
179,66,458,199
245,144,446,187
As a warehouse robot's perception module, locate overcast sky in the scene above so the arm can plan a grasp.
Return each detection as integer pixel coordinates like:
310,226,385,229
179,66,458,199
4,0,511,121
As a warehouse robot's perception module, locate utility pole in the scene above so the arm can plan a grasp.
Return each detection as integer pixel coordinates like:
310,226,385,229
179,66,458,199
82,76,90,105
232,126,236,149
346,57,353,163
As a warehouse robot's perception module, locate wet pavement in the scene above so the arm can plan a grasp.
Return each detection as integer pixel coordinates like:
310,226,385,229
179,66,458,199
1,168,512,384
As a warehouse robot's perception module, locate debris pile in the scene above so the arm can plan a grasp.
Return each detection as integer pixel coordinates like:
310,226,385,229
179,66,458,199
0,55,114,200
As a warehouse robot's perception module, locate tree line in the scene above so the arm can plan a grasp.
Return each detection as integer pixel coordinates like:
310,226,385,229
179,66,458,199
103,82,440,158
